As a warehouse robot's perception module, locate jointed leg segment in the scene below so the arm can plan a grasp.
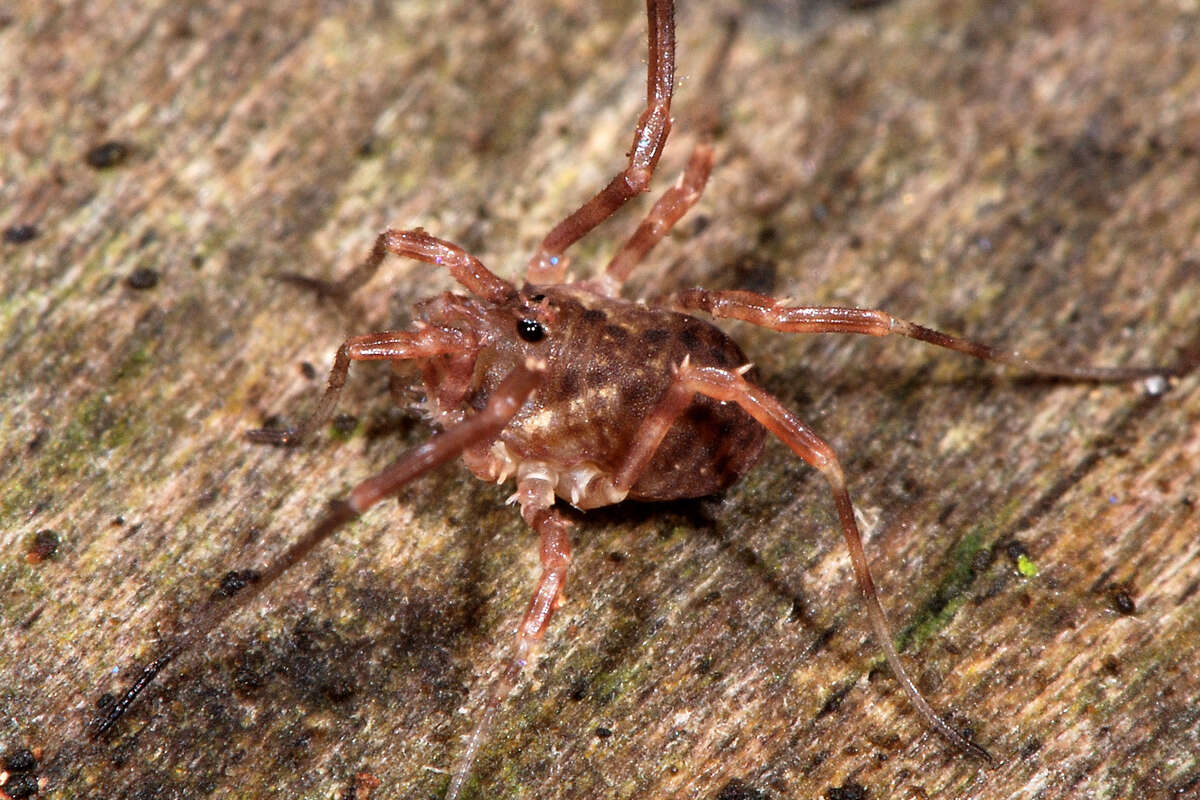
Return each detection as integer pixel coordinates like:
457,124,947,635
663,288,1171,382
93,364,544,740
278,228,516,305
599,143,715,295
445,479,573,800
247,326,478,447
613,360,993,761
527,0,676,284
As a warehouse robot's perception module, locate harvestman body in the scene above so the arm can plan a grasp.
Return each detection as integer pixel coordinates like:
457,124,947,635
96,1,1172,797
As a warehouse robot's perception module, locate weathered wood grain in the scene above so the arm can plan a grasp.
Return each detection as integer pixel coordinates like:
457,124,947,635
2,1,1197,798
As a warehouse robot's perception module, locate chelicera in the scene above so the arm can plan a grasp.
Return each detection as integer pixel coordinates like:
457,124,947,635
96,1,1172,796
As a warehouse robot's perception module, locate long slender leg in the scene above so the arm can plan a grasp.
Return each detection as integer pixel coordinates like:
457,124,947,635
526,0,675,284
612,360,993,761
247,325,477,447
445,475,571,800
597,143,714,296
597,13,738,297
662,288,1172,381
92,363,543,739
279,228,516,305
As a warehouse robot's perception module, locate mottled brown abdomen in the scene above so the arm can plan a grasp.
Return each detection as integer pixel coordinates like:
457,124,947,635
468,285,767,503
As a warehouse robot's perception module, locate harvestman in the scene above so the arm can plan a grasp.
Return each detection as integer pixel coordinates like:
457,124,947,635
95,1,1173,796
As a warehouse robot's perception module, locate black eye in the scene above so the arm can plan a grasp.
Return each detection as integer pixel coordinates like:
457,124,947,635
517,319,545,343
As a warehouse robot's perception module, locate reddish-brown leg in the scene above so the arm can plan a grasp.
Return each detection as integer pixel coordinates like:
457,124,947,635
597,143,715,296
445,475,572,800
280,228,516,305
597,13,735,297
93,364,544,739
247,326,478,447
663,288,1172,381
526,0,676,284
613,360,993,761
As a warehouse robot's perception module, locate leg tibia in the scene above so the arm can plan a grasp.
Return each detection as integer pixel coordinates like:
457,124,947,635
445,483,572,800
613,360,992,760
664,288,1171,383
526,0,677,284
247,326,476,447
95,365,542,742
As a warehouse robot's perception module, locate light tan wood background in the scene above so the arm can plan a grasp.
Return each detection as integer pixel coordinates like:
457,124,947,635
2,1,1198,798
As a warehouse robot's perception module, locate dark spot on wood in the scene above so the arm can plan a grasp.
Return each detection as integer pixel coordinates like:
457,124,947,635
26,428,47,453
567,676,589,701
332,413,359,436
126,268,159,290
233,662,265,692
847,0,896,11
260,414,287,430
594,726,612,738
321,677,357,702
214,569,261,600
790,597,806,621
27,529,60,563
3,223,37,244
1110,583,1136,614
299,361,317,379
1004,539,1030,568
811,626,837,654
731,253,778,294
619,381,648,410
1179,577,1200,605
85,140,131,169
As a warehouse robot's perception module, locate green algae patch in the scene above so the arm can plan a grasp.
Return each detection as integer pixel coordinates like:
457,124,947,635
899,525,990,651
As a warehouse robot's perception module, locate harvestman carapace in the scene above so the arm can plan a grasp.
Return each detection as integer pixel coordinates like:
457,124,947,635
95,1,1174,796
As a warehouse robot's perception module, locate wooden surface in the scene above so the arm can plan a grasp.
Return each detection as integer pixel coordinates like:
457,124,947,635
2,1,1198,798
